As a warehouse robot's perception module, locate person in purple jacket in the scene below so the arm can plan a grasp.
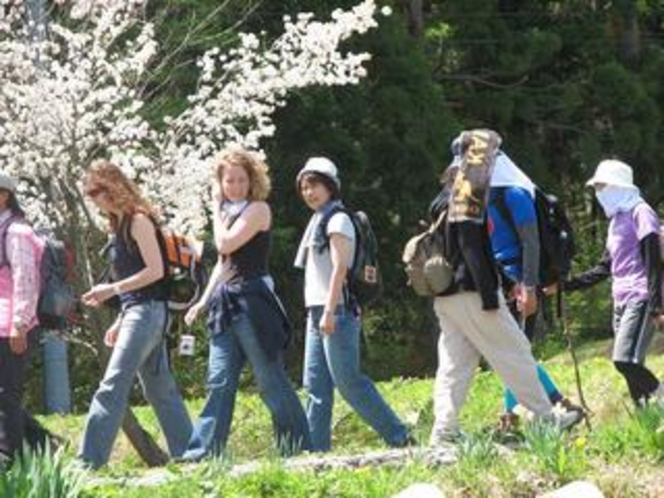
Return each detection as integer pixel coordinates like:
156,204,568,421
555,159,664,407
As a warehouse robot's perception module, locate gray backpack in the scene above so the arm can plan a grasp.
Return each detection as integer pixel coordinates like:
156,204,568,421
0,217,76,330
402,209,453,297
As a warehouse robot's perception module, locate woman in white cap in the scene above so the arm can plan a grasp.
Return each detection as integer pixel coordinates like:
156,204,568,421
556,159,664,406
295,157,413,452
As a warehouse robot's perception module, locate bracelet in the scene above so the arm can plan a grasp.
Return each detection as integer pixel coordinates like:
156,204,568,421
112,283,122,296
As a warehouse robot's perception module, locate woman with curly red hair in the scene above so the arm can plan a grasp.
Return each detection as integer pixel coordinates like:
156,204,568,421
77,160,192,470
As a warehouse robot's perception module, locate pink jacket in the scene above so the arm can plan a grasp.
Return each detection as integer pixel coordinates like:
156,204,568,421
0,215,42,337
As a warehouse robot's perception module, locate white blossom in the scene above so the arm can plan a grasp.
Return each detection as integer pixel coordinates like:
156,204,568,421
0,0,380,235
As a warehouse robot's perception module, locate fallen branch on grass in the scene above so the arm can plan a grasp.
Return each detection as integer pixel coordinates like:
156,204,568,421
86,446,457,489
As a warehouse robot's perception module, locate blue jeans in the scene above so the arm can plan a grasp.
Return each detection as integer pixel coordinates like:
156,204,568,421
303,305,409,452
182,314,311,460
78,301,192,469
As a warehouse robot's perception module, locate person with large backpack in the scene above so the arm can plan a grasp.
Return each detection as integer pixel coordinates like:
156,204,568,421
551,159,664,407
77,160,192,470
178,147,311,462
428,130,583,445
485,147,583,432
0,173,58,466
294,157,413,452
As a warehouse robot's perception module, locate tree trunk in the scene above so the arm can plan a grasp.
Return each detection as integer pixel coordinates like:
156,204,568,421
619,15,640,63
122,410,169,467
611,0,640,63
402,0,424,38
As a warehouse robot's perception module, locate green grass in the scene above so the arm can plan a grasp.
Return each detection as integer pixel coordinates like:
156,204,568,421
30,338,664,497
0,446,86,498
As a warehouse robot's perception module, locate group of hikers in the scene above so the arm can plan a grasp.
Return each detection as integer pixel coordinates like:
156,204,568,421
0,128,662,470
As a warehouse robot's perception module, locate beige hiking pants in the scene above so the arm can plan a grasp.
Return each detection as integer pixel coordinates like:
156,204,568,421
430,292,553,442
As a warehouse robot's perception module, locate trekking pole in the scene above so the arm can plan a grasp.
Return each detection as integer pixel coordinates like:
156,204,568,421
557,285,593,431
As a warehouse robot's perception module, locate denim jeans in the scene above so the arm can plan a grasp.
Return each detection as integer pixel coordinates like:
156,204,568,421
182,313,311,460
303,305,409,452
78,300,192,469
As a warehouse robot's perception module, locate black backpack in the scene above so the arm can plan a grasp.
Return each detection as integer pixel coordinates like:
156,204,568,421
35,232,77,329
493,188,576,287
319,206,382,306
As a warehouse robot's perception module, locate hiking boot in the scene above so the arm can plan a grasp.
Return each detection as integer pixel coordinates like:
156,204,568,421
557,397,585,415
497,412,520,433
429,428,463,446
70,458,94,472
550,409,584,431
649,383,664,409
394,434,419,448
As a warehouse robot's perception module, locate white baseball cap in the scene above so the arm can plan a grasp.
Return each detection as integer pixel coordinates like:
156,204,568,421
0,173,17,193
296,157,340,189
586,159,634,188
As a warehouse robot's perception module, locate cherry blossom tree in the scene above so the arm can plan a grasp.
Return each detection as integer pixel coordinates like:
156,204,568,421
1,0,381,234
0,0,385,465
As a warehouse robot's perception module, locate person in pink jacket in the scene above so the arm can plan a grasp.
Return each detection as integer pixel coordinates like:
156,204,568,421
0,172,54,466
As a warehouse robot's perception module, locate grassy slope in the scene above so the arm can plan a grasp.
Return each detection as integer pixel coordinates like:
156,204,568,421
42,338,664,497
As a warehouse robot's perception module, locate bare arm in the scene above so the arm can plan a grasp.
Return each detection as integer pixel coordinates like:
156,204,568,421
214,202,271,255
183,256,224,326
320,232,353,334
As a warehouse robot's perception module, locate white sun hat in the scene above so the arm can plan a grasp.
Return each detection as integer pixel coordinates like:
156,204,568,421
586,159,635,188
0,173,17,193
296,156,340,189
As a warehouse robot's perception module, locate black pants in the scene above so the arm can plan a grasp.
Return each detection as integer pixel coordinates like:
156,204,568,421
614,361,659,404
0,329,52,464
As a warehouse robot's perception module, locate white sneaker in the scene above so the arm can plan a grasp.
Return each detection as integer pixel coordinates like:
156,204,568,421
429,428,463,446
652,383,664,408
551,409,584,431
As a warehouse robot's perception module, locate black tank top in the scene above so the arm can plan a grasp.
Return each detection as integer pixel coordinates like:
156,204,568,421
113,215,168,306
222,230,271,285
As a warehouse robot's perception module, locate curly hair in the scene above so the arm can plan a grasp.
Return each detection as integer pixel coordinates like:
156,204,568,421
84,159,159,232
213,147,271,201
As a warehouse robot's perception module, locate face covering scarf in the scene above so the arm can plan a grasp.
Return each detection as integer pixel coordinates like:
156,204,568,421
595,185,642,218
490,152,536,198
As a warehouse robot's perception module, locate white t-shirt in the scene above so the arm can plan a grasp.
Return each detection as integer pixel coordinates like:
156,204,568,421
304,212,356,307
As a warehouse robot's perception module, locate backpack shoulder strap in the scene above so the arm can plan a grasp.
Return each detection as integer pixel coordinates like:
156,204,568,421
0,214,26,268
226,201,252,229
319,205,352,249
492,187,518,237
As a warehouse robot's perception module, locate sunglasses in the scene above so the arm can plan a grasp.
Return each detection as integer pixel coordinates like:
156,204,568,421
85,186,107,198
